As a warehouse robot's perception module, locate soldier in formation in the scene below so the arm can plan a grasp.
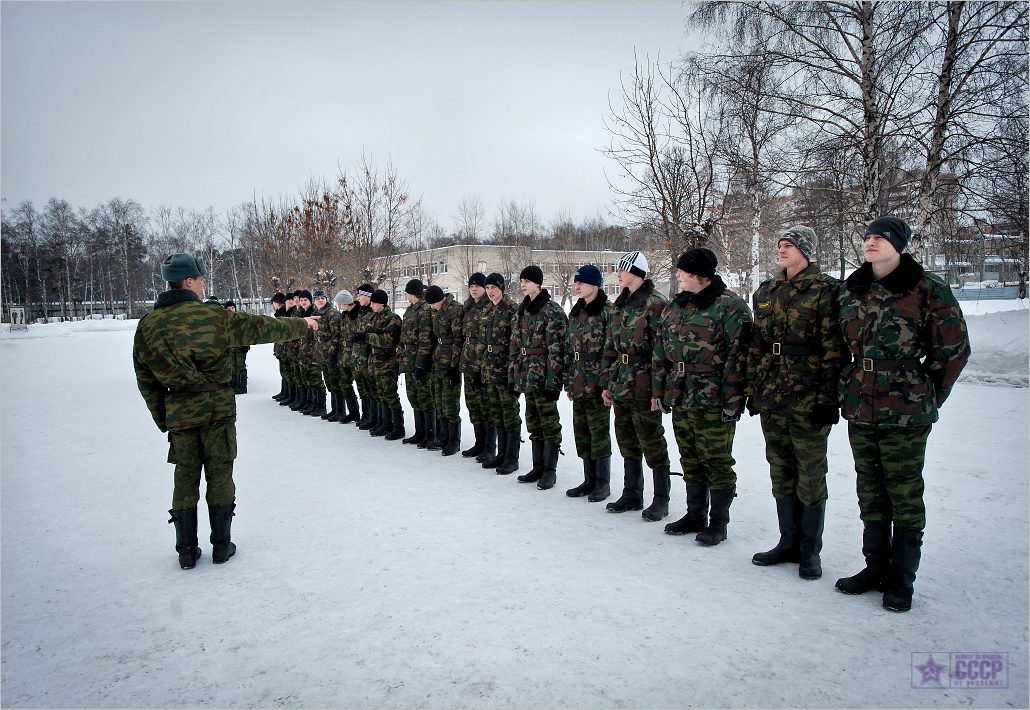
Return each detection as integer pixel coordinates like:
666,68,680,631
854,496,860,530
351,284,379,431
423,285,465,455
270,293,291,401
460,273,492,459
479,273,522,475
397,279,434,445
310,289,339,419
332,290,362,423
359,289,405,439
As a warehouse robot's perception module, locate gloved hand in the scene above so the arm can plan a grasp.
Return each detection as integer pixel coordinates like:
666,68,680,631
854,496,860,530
349,332,366,344
543,388,560,402
746,396,760,417
812,403,840,427
472,373,482,389
447,367,460,387
414,368,426,381
721,408,742,423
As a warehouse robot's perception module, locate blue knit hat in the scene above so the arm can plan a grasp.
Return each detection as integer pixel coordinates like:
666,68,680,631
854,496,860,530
574,265,603,288
312,290,327,299
161,253,206,282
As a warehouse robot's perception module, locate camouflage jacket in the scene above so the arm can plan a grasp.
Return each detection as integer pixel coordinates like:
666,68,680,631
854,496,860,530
510,290,567,392
563,295,611,399
602,279,667,401
133,289,307,432
652,277,752,411
478,297,517,385
432,293,465,373
294,304,317,364
396,298,434,374
312,302,341,365
335,306,361,366
272,306,290,357
282,306,303,359
746,264,844,413
838,254,970,426
349,305,375,371
365,308,402,377
460,294,491,373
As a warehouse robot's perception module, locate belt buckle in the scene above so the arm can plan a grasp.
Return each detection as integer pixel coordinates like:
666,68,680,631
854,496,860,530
574,352,580,362
520,347,527,356
863,358,874,372
621,354,629,365
772,342,781,356
676,361,685,374
465,337,471,344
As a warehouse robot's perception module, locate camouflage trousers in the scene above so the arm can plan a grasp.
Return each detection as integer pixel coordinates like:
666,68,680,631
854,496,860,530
373,373,402,410
231,351,247,377
760,409,830,506
525,391,561,445
278,357,290,382
321,363,340,393
431,371,462,422
297,362,321,389
168,422,237,510
573,396,611,460
463,373,488,424
848,422,931,531
672,406,736,490
613,398,670,469
355,370,374,401
287,358,300,385
333,364,357,396
405,372,434,412
485,381,522,433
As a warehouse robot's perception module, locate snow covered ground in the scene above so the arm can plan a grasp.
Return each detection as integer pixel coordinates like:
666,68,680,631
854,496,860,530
2,301,1027,709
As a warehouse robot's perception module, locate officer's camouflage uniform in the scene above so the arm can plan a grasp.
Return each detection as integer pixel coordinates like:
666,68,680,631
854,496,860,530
479,297,521,433
510,290,567,445
133,289,307,510
398,297,435,413
565,294,612,460
747,263,843,505
366,307,403,410
313,301,341,393
431,293,465,422
653,275,752,491
461,294,491,424
838,254,970,531
602,279,670,468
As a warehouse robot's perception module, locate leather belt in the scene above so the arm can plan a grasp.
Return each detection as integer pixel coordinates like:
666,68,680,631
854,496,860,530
862,357,922,372
438,338,455,344
371,347,395,355
464,337,478,344
674,362,720,374
519,347,547,356
486,344,507,353
760,342,818,356
573,351,602,362
620,354,649,365
168,383,231,394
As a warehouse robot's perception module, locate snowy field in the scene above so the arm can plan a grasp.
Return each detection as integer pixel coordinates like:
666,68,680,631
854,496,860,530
2,299,1027,709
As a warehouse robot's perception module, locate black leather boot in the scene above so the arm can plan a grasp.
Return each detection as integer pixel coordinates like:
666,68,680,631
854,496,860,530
358,400,379,430
588,457,611,502
370,402,391,436
606,459,644,513
537,441,560,490
340,394,360,424
567,458,596,497
419,412,437,449
425,416,446,450
356,397,373,427
462,422,486,458
168,508,201,569
495,430,521,475
278,382,294,405
882,527,923,612
385,409,406,441
273,379,288,401
442,420,461,456
482,428,506,469
403,411,426,445
665,484,709,534
237,374,247,394
835,522,893,595
325,392,341,421
208,503,236,564
641,465,671,521
290,387,309,411
752,495,801,566
798,502,826,580
477,423,497,463
518,440,546,483
696,487,735,546
307,389,327,417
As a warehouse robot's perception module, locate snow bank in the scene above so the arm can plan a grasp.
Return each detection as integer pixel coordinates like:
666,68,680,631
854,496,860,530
959,309,1029,387
0,318,139,339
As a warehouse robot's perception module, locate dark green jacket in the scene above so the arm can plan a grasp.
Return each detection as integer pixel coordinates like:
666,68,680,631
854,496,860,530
461,294,491,373
313,302,341,365
509,290,567,393
564,294,611,400
431,293,465,373
602,279,667,401
479,297,517,385
366,308,402,377
397,298,434,373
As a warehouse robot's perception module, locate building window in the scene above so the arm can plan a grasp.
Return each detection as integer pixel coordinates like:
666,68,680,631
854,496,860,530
440,260,447,274
477,261,487,272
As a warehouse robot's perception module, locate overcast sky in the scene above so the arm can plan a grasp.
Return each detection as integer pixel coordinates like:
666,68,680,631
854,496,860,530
1,1,696,231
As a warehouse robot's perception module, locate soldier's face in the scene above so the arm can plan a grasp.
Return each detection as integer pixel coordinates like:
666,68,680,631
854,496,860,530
864,233,899,265
486,285,503,304
299,298,311,309
574,281,599,301
521,279,541,298
314,297,327,309
370,302,385,313
677,269,707,294
430,300,444,311
406,293,420,305
469,285,485,300
777,240,808,271
357,295,370,307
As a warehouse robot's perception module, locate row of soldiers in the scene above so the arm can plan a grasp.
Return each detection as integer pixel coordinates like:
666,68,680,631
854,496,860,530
267,216,969,614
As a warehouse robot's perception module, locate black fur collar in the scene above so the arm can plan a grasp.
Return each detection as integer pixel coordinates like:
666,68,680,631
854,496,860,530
613,278,655,309
154,289,200,309
518,289,552,316
344,307,360,320
673,275,727,309
297,305,314,317
570,294,608,318
845,254,924,295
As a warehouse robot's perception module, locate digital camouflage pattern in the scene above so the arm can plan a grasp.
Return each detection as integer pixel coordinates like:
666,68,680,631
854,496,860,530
760,409,830,505
397,298,434,374
612,399,669,469
671,406,737,489
479,297,518,385
461,294,490,372
133,289,307,432
849,421,931,530
747,263,843,413
652,276,752,412
572,397,611,459
602,279,667,401
431,293,464,374
838,255,970,426
365,308,402,377
509,290,567,393
564,295,611,400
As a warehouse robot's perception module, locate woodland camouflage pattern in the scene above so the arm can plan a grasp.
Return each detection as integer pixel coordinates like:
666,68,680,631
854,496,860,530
349,305,375,372
365,308,402,377
564,295,611,400
747,263,843,413
431,293,464,373
460,294,490,372
479,297,518,385
509,290,567,393
397,298,434,374
652,275,752,411
602,279,667,400
133,289,307,432
849,421,932,529
312,302,340,366
838,255,970,426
